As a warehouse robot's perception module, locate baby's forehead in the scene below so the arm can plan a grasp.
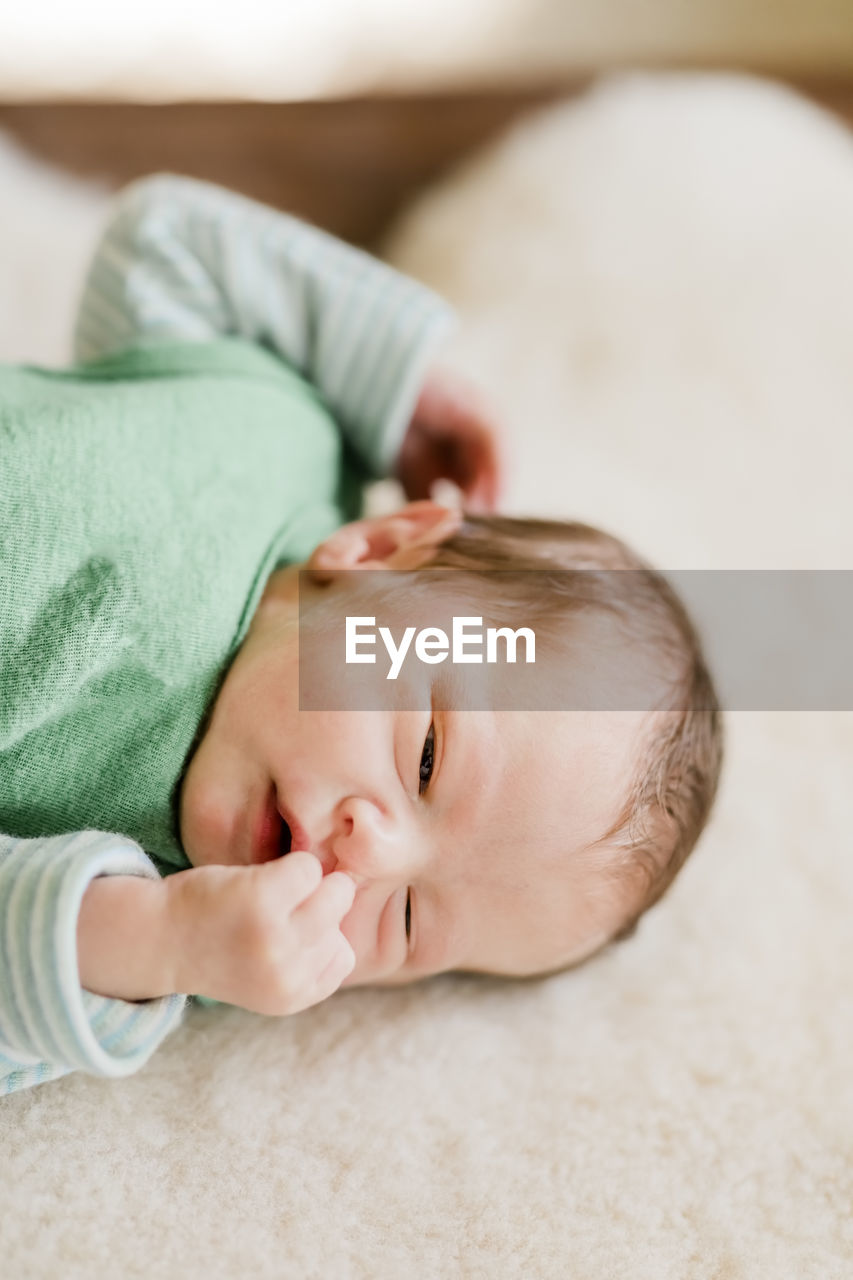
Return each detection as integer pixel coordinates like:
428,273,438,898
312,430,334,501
431,706,647,976
441,705,648,868
307,571,677,718
436,602,677,714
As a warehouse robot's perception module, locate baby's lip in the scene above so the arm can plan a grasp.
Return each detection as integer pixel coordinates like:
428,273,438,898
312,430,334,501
254,783,338,876
276,793,311,858
277,791,341,877
251,784,285,863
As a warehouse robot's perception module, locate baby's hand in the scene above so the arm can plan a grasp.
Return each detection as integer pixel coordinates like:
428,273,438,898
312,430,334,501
166,853,356,1016
396,365,504,512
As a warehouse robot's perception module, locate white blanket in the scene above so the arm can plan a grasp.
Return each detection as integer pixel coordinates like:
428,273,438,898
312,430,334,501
1,74,851,1279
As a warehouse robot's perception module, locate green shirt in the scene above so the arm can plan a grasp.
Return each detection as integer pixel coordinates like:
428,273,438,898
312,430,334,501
0,337,361,872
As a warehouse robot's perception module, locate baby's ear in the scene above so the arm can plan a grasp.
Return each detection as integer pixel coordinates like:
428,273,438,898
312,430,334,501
306,501,461,582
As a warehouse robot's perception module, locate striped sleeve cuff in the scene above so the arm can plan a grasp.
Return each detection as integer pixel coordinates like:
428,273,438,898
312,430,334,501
0,831,187,1094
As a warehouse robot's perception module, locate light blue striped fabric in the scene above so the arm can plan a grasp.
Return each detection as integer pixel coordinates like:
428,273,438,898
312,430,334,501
0,832,186,1094
73,173,456,476
1,174,455,1094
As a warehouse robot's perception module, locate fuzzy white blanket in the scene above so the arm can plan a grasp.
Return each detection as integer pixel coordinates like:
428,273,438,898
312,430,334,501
1,74,851,1279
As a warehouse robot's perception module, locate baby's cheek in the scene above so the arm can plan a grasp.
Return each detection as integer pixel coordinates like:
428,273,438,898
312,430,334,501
335,883,401,988
336,895,367,985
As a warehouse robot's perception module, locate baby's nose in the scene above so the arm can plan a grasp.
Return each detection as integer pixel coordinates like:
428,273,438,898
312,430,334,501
329,797,402,884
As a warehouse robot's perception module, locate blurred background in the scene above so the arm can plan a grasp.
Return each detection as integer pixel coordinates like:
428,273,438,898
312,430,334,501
2,0,852,248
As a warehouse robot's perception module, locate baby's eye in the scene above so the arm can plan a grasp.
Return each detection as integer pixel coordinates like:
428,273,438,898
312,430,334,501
405,889,412,942
418,723,435,795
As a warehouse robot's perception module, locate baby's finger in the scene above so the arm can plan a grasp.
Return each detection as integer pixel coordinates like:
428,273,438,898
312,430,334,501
263,849,324,906
294,870,356,937
312,934,356,1004
455,444,500,510
465,464,500,512
476,440,504,509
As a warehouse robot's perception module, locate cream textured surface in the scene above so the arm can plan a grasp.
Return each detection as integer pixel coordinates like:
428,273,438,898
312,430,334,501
1,75,851,1279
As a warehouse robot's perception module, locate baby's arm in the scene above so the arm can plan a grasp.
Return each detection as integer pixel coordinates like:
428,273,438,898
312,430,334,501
71,174,456,478
0,831,186,1095
78,853,356,1017
0,833,354,1094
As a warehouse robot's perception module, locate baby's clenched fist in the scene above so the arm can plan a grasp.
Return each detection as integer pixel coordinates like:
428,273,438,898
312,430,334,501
166,852,356,1016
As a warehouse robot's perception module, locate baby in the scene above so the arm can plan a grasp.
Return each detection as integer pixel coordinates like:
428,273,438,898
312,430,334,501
0,175,722,1094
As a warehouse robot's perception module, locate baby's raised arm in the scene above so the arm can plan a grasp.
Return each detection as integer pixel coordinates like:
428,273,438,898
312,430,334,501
71,174,455,477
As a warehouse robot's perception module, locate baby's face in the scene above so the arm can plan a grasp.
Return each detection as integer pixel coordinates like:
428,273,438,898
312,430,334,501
179,565,645,984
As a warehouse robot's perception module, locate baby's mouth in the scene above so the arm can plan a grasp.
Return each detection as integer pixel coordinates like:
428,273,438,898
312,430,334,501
275,794,311,858
278,817,293,857
252,784,299,863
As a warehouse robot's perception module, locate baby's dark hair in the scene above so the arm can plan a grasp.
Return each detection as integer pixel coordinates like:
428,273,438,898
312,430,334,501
420,513,723,950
